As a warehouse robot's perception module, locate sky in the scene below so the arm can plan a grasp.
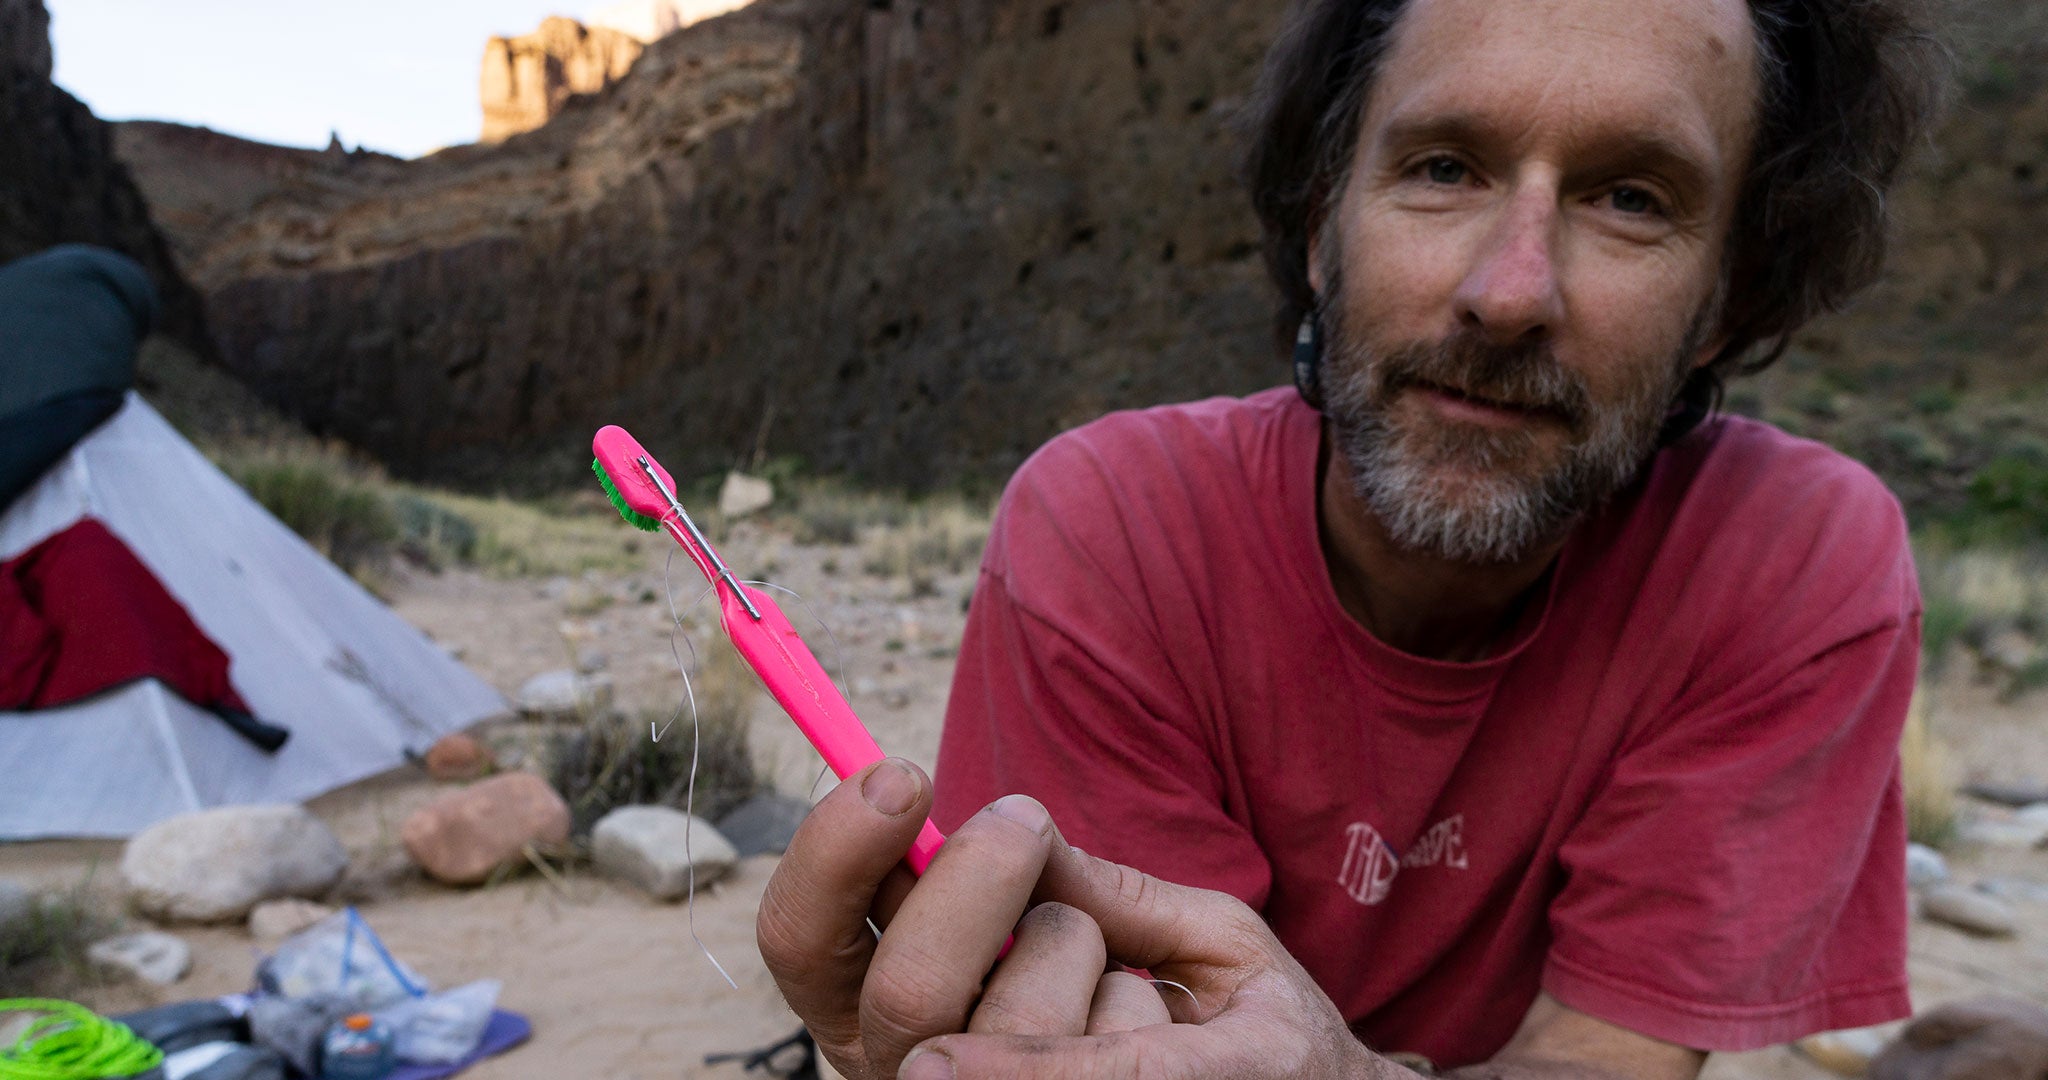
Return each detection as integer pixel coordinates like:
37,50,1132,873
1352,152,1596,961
47,0,606,159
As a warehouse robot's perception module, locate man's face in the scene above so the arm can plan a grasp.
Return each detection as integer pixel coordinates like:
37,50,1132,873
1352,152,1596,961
1310,0,1759,564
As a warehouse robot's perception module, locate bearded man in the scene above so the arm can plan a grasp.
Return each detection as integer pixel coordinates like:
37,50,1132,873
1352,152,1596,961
754,0,1958,1076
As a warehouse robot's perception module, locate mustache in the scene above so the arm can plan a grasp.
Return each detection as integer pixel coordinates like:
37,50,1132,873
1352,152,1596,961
1369,333,1592,431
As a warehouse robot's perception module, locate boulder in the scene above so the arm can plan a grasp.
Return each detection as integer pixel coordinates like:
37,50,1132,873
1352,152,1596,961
717,472,774,519
247,898,337,941
592,806,736,900
88,931,192,985
515,669,613,719
122,805,348,922
402,772,570,886
1922,883,2018,938
423,732,493,781
715,791,811,857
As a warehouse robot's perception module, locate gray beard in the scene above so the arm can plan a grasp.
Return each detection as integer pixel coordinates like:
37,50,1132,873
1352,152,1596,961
1319,312,1705,565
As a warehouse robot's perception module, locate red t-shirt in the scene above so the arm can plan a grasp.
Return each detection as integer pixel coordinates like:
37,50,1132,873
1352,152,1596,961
932,386,1918,1067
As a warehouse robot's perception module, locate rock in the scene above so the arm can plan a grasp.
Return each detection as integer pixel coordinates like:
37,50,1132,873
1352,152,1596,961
247,899,336,941
717,472,775,519
122,805,348,923
588,0,755,44
423,732,493,781
2015,802,2048,837
1965,781,2048,808
591,806,737,900
1795,1025,1896,1077
0,879,31,932
1975,876,2048,904
402,772,571,886
480,16,644,142
1959,814,2048,849
515,669,614,719
1921,883,2018,937
88,931,191,985
715,792,811,857
575,647,610,675
1905,843,1950,890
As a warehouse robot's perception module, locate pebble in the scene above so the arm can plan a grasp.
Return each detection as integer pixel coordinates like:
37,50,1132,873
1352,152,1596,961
1905,843,1950,890
716,792,811,857
1958,814,2048,849
514,669,614,719
89,931,192,985
592,806,738,901
423,732,494,781
1795,1025,1896,1077
1921,883,2018,937
1965,781,2048,808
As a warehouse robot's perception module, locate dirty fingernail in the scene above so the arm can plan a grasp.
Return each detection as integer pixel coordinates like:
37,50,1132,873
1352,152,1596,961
989,793,1050,833
862,758,920,815
901,1048,955,1080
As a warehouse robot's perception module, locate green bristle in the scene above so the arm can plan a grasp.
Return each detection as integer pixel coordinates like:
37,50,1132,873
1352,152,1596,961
592,457,661,531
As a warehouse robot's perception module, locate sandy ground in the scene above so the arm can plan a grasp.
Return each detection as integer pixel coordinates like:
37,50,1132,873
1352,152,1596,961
5,520,2047,1079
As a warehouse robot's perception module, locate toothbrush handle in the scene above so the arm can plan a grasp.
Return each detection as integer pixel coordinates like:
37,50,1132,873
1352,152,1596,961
719,581,954,875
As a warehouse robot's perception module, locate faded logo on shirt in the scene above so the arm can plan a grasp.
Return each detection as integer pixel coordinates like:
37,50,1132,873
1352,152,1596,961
1337,814,1468,905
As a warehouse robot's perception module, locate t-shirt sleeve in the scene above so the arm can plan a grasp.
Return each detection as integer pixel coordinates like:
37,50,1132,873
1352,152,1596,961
1543,448,1920,1051
931,430,1275,908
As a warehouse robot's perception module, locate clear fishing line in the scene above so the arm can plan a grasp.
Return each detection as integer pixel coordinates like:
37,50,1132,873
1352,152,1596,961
658,549,858,990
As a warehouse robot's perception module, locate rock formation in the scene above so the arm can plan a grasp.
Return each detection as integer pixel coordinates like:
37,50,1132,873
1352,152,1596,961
590,0,758,43
119,0,1289,490
480,16,645,143
109,0,2048,500
0,0,210,354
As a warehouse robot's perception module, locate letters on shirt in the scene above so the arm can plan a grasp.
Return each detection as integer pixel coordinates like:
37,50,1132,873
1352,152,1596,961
1337,814,1468,906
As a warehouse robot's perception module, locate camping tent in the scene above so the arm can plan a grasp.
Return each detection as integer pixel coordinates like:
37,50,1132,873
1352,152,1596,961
0,246,506,839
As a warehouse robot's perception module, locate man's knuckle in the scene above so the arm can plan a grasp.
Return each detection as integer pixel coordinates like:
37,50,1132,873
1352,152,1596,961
860,962,967,1043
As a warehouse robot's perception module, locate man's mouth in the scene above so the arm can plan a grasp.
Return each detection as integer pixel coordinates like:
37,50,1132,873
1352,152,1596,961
1405,379,1569,427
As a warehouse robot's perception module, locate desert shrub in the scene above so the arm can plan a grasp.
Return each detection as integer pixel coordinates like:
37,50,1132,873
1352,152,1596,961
861,498,993,579
0,886,114,996
225,446,400,574
549,644,764,835
784,482,913,546
390,491,479,567
1953,456,2048,544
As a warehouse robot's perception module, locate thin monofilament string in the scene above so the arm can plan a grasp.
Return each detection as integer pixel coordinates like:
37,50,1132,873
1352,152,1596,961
662,549,738,990
659,552,856,990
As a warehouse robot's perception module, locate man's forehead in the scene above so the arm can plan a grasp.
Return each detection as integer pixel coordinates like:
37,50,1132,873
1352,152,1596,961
1365,0,1759,185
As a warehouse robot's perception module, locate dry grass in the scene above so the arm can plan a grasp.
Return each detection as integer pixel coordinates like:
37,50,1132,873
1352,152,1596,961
1901,688,1959,850
860,497,993,580
0,884,116,998
548,642,765,836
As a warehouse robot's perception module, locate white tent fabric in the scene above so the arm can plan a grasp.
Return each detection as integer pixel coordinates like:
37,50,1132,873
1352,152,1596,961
0,394,506,839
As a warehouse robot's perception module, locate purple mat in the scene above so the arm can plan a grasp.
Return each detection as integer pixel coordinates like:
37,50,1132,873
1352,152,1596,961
386,1010,532,1080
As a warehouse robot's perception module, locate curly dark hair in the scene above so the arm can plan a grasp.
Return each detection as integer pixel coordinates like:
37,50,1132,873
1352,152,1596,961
1243,0,1950,432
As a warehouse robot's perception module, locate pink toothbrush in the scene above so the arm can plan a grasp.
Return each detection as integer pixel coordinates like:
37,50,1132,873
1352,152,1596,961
592,425,950,874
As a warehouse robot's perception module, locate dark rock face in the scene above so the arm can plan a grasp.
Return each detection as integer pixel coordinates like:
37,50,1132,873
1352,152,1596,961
0,0,209,354
128,0,1288,490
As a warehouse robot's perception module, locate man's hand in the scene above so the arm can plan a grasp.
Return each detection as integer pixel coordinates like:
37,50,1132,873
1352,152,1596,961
1870,997,2048,1080
756,758,1376,1080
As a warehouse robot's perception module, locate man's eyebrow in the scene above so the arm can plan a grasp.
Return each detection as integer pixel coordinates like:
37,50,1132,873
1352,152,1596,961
1374,110,1721,198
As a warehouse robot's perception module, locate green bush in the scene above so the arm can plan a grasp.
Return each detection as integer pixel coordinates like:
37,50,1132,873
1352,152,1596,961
1954,455,2048,544
230,455,400,574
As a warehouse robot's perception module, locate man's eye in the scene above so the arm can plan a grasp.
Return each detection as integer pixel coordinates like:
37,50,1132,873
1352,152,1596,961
1608,186,1664,216
1421,157,1468,185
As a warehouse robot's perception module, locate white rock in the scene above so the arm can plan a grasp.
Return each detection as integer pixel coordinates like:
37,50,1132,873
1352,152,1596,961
515,670,613,719
717,472,774,519
88,931,192,985
2014,802,2048,835
121,805,348,923
575,647,610,674
1795,1024,1897,1077
1960,815,2048,849
1922,883,2018,937
248,898,337,941
1906,843,1950,890
592,806,737,901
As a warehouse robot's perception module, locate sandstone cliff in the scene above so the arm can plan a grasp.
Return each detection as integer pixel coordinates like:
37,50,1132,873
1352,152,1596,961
0,0,209,354
480,16,645,143
113,0,2048,509
124,0,1286,490
590,0,757,44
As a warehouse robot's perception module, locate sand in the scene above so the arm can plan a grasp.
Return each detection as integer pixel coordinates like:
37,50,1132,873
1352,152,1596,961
5,522,2047,1079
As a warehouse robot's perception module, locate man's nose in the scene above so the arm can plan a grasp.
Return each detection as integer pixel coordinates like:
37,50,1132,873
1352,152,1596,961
1452,188,1564,344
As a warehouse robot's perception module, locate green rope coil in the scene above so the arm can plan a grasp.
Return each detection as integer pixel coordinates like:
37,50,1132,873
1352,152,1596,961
0,999,162,1080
